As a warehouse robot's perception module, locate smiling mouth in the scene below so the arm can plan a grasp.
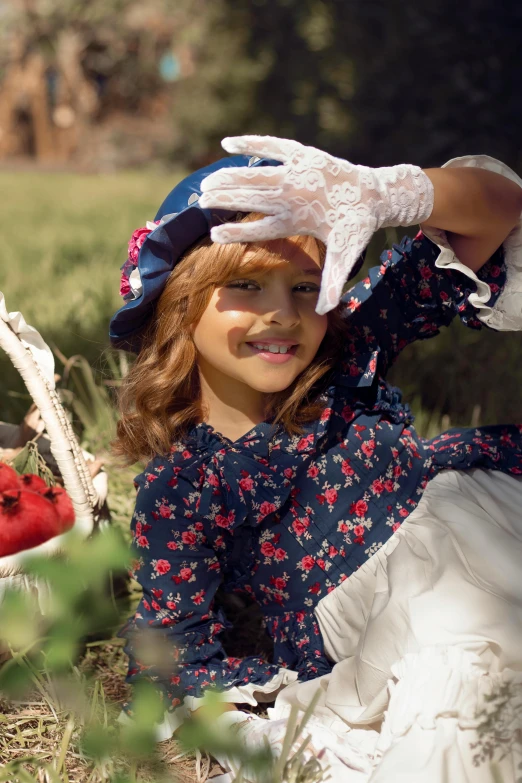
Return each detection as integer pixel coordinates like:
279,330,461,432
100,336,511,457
246,343,299,355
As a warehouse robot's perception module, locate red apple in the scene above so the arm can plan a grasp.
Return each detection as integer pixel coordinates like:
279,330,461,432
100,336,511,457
0,463,19,493
17,473,48,493
0,490,62,557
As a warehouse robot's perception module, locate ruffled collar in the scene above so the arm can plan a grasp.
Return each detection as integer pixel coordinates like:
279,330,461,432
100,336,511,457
186,419,279,458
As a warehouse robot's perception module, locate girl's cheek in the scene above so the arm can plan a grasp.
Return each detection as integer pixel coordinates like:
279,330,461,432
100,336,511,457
225,310,254,323
311,313,328,341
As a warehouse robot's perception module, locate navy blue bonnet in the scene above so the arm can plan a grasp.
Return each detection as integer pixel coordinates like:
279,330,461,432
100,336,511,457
109,154,366,354
109,155,282,353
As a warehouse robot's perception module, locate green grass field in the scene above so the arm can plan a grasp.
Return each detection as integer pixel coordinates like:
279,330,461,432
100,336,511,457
0,169,183,422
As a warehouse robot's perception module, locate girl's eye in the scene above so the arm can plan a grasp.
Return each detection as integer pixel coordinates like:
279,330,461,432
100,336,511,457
225,280,320,293
294,284,320,294
225,279,260,291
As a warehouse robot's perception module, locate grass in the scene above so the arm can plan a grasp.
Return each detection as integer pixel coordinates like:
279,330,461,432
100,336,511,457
0,641,207,783
0,169,180,332
0,169,183,424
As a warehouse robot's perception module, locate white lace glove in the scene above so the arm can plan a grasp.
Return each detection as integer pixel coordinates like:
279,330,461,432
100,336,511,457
212,709,373,782
199,135,434,314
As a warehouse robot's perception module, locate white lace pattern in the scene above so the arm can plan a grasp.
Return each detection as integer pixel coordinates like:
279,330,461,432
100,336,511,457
199,135,434,314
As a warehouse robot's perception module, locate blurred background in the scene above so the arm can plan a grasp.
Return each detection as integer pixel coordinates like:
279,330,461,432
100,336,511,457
1,0,522,430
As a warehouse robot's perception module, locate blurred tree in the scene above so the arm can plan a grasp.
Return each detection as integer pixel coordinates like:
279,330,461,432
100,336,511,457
170,0,522,172
324,0,522,170
0,0,183,163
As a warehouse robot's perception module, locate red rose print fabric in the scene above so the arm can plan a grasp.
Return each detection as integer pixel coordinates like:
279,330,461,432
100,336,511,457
119,233,521,717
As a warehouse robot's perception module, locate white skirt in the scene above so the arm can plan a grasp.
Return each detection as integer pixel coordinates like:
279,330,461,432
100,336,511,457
270,468,522,782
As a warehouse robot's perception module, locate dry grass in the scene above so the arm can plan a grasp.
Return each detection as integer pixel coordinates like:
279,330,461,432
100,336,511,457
0,639,220,782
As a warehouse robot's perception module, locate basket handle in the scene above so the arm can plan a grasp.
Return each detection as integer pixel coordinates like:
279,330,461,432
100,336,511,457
0,295,98,535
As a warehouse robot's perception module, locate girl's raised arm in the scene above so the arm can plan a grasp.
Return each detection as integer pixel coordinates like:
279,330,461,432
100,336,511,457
422,164,522,272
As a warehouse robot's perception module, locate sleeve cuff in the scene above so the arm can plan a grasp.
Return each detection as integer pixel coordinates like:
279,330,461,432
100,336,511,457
117,666,298,742
422,154,522,331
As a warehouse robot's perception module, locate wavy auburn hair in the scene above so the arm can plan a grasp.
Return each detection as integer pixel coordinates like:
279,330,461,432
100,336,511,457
111,214,346,464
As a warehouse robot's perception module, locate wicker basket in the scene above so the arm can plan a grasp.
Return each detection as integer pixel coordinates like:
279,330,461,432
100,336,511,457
0,291,104,602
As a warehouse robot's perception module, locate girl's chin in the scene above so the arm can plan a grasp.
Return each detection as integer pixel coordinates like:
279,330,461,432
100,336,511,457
246,377,296,394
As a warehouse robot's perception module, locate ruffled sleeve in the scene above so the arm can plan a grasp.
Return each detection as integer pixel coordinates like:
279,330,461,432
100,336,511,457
336,154,522,380
118,454,284,731
422,154,522,332
340,231,506,379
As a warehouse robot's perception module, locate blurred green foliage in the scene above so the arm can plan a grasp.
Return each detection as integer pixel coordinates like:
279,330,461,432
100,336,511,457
0,527,173,782
0,529,128,691
0,524,328,782
170,0,522,171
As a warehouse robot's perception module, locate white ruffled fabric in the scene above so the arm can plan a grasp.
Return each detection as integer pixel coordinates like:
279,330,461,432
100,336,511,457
117,665,298,742
371,648,522,782
211,707,376,783
422,154,522,331
271,467,522,781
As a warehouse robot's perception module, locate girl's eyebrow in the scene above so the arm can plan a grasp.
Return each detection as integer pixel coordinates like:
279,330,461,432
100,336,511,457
301,268,322,277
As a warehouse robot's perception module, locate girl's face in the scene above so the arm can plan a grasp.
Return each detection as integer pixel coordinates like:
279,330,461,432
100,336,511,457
192,237,328,397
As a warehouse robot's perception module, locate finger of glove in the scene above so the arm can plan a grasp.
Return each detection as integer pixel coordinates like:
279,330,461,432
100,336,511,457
201,165,286,193
221,135,303,161
200,188,287,214
315,237,369,315
210,214,291,244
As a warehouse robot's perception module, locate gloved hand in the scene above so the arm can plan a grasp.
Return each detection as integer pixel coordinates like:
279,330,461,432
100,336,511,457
211,709,374,782
200,135,434,314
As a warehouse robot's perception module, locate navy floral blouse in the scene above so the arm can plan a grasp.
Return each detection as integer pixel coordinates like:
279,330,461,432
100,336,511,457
119,232,522,715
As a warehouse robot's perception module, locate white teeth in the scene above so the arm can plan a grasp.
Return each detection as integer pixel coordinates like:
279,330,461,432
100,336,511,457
251,343,292,354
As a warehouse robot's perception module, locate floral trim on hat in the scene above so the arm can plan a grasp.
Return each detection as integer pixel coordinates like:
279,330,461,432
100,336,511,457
119,221,160,300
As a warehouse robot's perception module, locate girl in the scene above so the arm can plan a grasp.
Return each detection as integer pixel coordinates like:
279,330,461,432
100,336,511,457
110,138,522,781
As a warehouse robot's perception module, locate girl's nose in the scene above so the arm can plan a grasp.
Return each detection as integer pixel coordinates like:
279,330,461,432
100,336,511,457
262,292,300,329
